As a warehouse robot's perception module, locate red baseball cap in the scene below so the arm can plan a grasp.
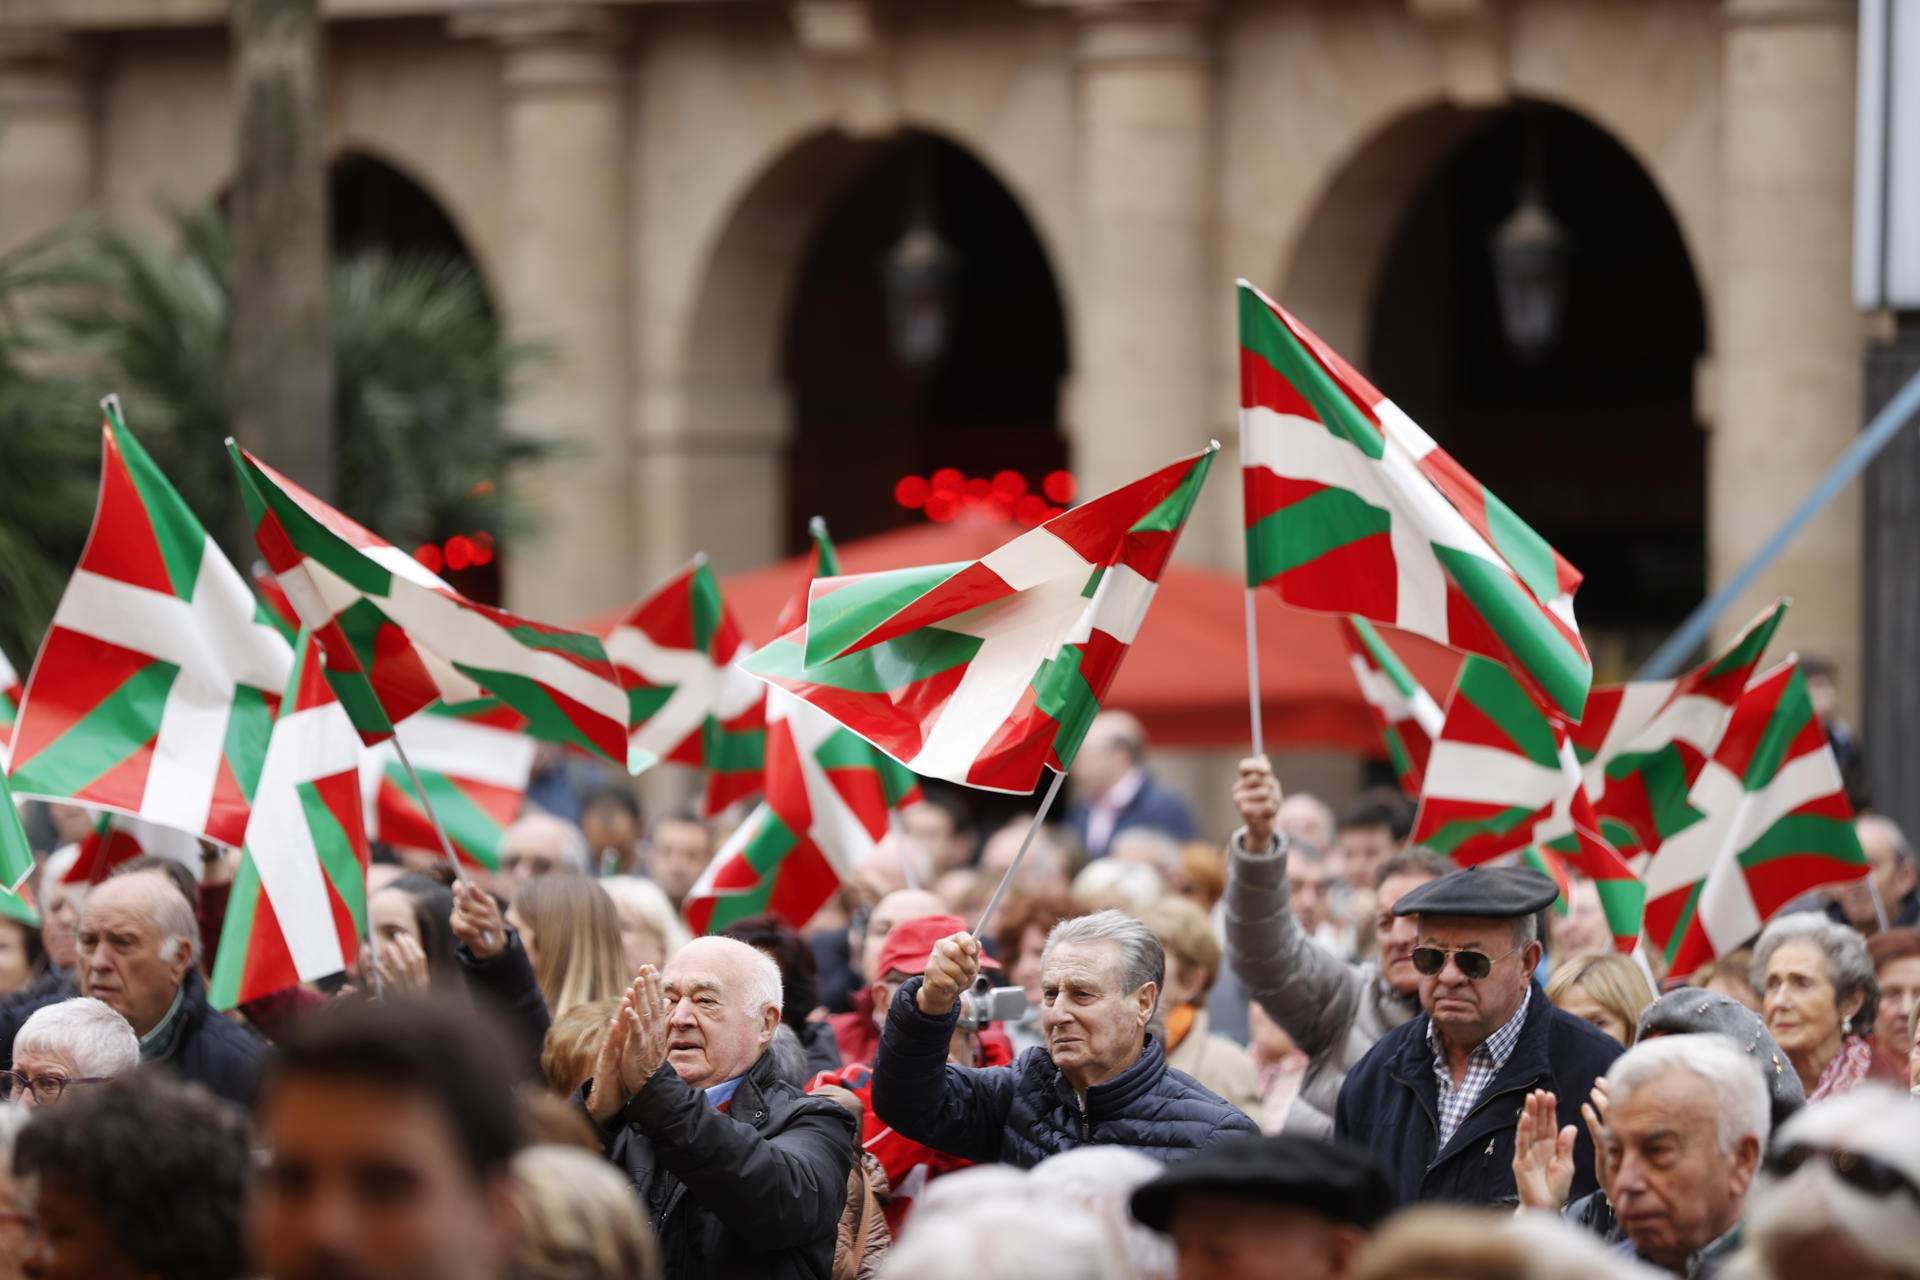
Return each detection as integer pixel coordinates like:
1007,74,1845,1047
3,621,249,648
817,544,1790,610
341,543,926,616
875,914,1001,980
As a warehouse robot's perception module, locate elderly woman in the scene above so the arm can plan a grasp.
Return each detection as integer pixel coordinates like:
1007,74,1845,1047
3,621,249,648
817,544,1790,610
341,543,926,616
5,998,138,1111
1137,897,1259,1116
1866,928,1920,1079
1752,915,1885,1100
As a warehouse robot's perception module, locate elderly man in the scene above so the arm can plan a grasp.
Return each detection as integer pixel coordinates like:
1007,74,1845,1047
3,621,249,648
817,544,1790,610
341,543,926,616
1129,1132,1394,1280
1065,711,1197,858
584,935,856,1278
496,813,591,898
63,869,264,1105
253,996,522,1280
1515,1034,1768,1277
1831,815,1920,935
1334,865,1621,1205
871,909,1256,1168
831,888,945,1066
6,996,139,1110
1225,756,1452,1137
647,811,716,909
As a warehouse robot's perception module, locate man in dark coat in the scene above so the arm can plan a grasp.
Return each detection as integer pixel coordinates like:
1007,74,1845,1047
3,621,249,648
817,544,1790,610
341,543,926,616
585,935,855,1280
1065,711,1198,857
1334,866,1620,1207
871,909,1256,1168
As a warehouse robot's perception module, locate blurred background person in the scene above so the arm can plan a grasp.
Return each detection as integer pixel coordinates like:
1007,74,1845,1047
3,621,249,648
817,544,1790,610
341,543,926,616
1547,953,1657,1047
978,819,1076,900
1171,842,1226,916
1752,915,1890,1099
0,1104,23,1280
1354,1207,1653,1280
1066,711,1197,859
511,1144,661,1280
1276,792,1337,855
831,887,945,1067
1830,815,1919,937
1246,1002,1310,1134
0,908,40,1004
1548,878,1616,962
724,912,842,1074
931,868,993,924
540,997,622,1098
1332,791,1413,905
1029,1147,1173,1280
1288,842,1355,961
1866,928,1920,1079
366,871,463,993
578,786,644,877
35,846,84,997
507,874,629,1021
900,794,977,878
1139,897,1258,1116
643,811,716,910
1689,950,1762,1013
880,1192,1118,1280
7,996,138,1111
1072,859,1167,914
599,875,691,976
497,814,592,900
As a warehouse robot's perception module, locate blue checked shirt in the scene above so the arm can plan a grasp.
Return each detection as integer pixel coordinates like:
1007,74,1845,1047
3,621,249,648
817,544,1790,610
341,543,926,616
1428,987,1530,1149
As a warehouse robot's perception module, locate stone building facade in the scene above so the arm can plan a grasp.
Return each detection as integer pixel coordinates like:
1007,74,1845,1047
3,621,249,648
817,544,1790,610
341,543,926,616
0,0,1875,810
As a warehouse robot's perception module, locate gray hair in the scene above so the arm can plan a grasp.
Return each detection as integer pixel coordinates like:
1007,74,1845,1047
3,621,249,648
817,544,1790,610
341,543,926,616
1029,1147,1174,1280
1745,1086,1920,1276
679,935,783,1020
1069,860,1165,912
1105,829,1182,877
767,1024,809,1090
1042,910,1165,1012
1751,914,1879,1034
15,997,141,1080
881,1194,1119,1280
1857,814,1917,873
1604,1033,1771,1154
502,814,591,873
0,1104,26,1168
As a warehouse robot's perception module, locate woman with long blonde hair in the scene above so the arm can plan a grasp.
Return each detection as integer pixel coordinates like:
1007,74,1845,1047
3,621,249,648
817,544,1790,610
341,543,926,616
507,874,630,1021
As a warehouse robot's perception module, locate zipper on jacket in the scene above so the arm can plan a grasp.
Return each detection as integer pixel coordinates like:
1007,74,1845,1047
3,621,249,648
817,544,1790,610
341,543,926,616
1077,1091,1090,1141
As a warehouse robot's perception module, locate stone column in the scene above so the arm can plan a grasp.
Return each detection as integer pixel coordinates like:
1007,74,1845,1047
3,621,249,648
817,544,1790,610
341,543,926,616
1714,0,1861,705
0,29,93,252
460,5,633,621
1862,320,1920,828
1068,3,1220,556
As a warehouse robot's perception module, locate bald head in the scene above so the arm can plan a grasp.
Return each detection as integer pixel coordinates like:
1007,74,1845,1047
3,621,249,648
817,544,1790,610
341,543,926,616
77,871,197,1037
1075,710,1148,801
660,936,783,1087
1277,793,1336,853
863,889,946,982
499,814,590,897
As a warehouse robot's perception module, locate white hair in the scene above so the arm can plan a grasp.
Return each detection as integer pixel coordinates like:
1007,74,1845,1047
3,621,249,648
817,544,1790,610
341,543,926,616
1069,860,1165,912
1029,1147,1174,1280
42,845,80,888
598,875,693,958
501,814,591,873
677,935,783,1019
883,1193,1120,1280
1744,1086,1920,1277
1752,913,1879,1034
1604,1033,1771,1153
1106,829,1183,877
1043,909,1165,1015
16,997,141,1078
150,877,200,967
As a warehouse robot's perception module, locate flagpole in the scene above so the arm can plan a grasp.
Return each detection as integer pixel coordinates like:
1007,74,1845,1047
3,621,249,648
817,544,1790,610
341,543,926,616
973,769,1069,939
1867,873,1891,932
1244,589,1266,757
391,735,470,883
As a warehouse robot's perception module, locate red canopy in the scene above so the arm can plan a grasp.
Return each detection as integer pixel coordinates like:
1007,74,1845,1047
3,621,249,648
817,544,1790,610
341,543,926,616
676,516,1462,754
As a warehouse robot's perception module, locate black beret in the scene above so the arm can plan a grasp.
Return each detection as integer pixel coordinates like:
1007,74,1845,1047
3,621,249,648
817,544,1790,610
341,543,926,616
1128,1133,1394,1232
1389,865,1558,919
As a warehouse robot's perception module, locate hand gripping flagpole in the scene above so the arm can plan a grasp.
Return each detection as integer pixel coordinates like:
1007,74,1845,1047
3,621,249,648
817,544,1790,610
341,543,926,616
1244,588,1266,757
973,768,1069,939
391,734,471,883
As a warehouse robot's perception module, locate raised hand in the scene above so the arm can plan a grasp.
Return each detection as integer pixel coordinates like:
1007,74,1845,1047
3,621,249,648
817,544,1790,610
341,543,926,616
376,931,430,992
1233,755,1282,851
1511,1088,1576,1209
449,880,506,961
1582,1078,1616,1203
916,932,981,1016
587,1004,635,1124
620,967,672,1092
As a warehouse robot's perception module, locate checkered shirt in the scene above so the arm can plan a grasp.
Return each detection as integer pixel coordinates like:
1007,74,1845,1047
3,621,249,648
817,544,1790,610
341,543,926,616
1428,986,1531,1149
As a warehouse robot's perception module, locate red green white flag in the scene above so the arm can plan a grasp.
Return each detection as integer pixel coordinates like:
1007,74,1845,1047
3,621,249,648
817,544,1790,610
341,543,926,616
1238,281,1592,720
685,522,921,934
229,443,632,766
605,557,766,816
743,445,1218,793
209,631,372,1010
0,757,35,894
10,402,294,848
0,647,21,764
1569,600,1788,858
362,698,534,873
1338,616,1444,797
62,810,203,885
1641,659,1866,978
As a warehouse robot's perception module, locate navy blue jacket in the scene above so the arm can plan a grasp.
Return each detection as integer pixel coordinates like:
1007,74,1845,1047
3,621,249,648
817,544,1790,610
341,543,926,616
1334,988,1621,1208
1067,773,1198,858
871,978,1256,1168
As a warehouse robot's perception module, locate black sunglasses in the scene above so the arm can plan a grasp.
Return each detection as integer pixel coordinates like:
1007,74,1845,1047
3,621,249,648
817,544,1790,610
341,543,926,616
1410,944,1522,981
1765,1143,1920,1202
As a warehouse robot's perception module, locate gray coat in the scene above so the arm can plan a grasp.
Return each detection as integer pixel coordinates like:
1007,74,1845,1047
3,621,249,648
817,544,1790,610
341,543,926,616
1222,828,1419,1137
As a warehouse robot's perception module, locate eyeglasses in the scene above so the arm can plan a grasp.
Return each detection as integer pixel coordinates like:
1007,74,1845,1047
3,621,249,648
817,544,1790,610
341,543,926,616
0,1071,105,1104
1410,945,1523,981
1765,1143,1920,1202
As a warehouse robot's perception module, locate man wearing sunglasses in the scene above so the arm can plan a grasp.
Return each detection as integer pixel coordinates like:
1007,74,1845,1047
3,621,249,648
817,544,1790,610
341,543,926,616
1332,865,1621,1207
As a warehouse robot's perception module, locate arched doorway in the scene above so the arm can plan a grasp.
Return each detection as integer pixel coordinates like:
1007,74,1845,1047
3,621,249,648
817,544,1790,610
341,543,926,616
780,130,1069,551
330,151,481,273
1368,103,1706,670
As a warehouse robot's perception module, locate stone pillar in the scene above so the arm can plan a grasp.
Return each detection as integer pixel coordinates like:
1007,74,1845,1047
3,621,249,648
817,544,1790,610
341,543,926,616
0,29,92,252
460,5,634,620
1714,0,1861,706
1068,3,1219,554
1862,319,1920,827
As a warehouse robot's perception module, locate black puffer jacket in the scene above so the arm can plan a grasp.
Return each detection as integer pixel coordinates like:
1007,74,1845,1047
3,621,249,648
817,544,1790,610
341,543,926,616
870,977,1257,1169
596,1049,856,1280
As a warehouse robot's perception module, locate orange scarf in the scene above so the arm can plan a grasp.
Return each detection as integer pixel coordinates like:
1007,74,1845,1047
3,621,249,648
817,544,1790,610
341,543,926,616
1164,1003,1197,1053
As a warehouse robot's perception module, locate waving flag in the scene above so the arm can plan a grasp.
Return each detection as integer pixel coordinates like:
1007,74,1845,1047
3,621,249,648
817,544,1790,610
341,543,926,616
0,763,33,894
1643,659,1866,977
362,699,534,872
686,522,921,934
1339,617,1444,797
209,632,372,1010
63,811,204,885
744,446,1217,793
0,647,21,762
1238,281,1590,719
230,443,631,766
11,402,293,848
1570,600,1787,858
606,557,766,815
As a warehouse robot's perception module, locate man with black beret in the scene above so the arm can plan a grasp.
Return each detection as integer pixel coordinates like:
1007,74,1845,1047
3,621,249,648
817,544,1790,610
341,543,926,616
1332,865,1622,1207
1129,1132,1393,1280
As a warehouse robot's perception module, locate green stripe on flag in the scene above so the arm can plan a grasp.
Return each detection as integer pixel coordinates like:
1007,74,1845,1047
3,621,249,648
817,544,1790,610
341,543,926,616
876,753,918,808
221,683,276,803
1033,643,1100,768
691,564,724,655
1433,547,1590,719
297,779,368,936
504,624,608,664
746,631,983,696
383,761,505,870
1603,746,1706,843
1734,813,1866,871
628,684,675,722
208,852,264,1010
1481,489,1560,611
10,662,179,799
1238,287,1385,460
802,563,967,668
0,768,36,893
107,405,207,602
451,664,603,756
1351,616,1419,701
1418,805,1539,856
1246,489,1392,584
814,728,880,772
1659,881,1706,968
229,445,394,597
1456,658,1561,769
701,811,801,934
1129,451,1216,534
703,719,766,776
1742,673,1814,792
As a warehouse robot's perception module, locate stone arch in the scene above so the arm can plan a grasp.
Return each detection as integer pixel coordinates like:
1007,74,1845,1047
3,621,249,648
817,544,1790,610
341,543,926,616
325,144,497,293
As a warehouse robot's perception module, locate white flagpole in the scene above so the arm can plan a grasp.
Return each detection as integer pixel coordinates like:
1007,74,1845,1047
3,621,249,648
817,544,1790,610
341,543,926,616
391,734,471,883
973,769,1069,939
1244,589,1266,757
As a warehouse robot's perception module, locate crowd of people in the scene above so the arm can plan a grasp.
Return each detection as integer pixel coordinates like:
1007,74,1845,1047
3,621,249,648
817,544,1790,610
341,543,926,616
0,710,1915,1279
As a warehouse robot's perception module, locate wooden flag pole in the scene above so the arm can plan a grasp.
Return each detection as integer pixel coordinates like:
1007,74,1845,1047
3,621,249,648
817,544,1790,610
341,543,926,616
973,769,1068,939
1244,588,1266,757
391,734,471,883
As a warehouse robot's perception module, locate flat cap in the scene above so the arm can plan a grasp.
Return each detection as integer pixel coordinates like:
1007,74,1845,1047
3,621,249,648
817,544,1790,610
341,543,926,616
1389,864,1558,920
1129,1134,1394,1232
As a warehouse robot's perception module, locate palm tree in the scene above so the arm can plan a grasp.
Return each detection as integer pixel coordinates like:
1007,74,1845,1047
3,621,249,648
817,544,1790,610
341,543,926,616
0,206,550,665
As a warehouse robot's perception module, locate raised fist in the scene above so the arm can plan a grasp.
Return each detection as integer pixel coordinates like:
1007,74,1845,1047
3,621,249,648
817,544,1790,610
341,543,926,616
1233,755,1283,850
916,932,982,1016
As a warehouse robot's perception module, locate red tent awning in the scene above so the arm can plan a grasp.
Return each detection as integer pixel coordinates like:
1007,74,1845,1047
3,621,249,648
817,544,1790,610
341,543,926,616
615,517,1461,755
